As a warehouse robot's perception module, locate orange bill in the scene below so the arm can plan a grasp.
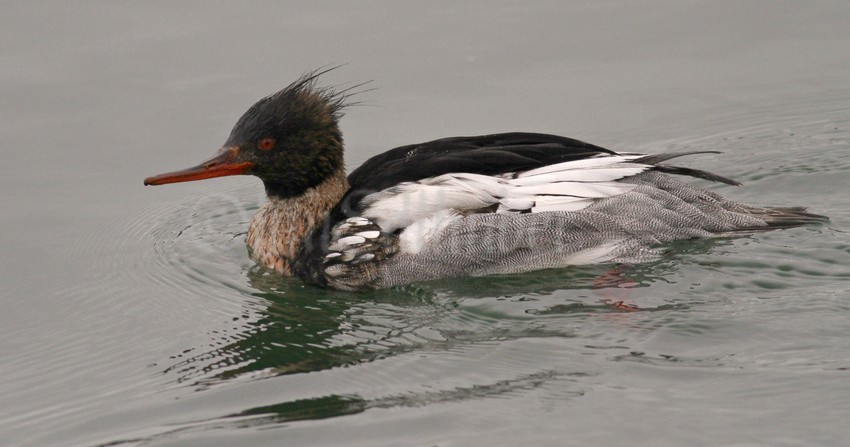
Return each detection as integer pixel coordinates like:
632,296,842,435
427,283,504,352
144,147,252,186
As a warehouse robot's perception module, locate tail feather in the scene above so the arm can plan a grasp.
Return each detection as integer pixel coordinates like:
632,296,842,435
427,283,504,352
745,206,829,229
634,151,722,165
634,151,742,186
653,165,742,186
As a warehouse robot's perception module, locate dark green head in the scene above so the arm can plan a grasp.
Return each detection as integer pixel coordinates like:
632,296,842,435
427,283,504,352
144,71,347,198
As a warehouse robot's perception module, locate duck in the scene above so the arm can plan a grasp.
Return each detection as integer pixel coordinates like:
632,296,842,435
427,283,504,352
144,71,826,290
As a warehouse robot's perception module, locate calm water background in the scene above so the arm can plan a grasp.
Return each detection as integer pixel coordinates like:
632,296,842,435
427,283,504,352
1,2,849,446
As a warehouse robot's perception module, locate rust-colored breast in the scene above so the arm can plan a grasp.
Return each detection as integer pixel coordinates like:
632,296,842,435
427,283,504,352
246,170,349,275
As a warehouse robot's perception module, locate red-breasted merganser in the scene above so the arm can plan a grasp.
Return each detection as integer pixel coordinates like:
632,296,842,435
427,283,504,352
144,72,826,290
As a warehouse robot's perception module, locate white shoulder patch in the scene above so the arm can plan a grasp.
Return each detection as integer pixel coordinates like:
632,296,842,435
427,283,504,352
360,174,509,232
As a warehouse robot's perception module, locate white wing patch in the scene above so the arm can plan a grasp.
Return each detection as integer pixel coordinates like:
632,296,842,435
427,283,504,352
360,154,650,232
516,154,643,176
526,196,594,213
514,181,637,198
513,165,646,184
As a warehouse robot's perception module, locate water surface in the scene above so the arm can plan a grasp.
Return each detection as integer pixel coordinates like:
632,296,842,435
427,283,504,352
1,2,849,446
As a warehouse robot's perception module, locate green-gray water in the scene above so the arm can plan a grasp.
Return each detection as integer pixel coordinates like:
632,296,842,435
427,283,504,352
2,2,849,446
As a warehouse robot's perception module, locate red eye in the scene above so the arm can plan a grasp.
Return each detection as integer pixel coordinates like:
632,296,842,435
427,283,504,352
258,138,276,151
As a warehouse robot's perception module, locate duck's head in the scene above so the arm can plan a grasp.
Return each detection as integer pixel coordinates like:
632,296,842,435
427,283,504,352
144,73,346,198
